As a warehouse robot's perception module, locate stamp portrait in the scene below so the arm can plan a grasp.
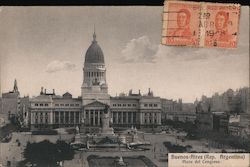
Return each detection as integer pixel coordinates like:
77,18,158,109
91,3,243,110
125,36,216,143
204,4,240,48
162,1,200,46
162,1,241,48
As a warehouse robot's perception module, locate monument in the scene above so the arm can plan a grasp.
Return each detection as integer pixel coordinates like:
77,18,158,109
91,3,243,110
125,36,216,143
71,105,150,150
100,105,114,135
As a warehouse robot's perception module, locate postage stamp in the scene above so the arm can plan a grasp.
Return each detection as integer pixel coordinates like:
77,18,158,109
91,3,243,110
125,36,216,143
162,0,241,48
204,3,241,48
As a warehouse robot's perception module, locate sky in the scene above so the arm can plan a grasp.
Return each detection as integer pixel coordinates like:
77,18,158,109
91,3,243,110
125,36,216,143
0,6,249,103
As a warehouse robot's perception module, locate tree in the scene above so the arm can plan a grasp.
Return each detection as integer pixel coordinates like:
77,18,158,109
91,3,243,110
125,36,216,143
20,140,74,167
55,140,74,162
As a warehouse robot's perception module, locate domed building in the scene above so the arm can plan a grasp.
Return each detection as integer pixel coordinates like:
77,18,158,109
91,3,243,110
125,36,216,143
81,31,111,133
81,32,161,133
18,31,162,132
81,31,109,106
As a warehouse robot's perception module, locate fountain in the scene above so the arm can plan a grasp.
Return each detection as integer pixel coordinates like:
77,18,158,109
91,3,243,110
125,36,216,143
71,105,149,150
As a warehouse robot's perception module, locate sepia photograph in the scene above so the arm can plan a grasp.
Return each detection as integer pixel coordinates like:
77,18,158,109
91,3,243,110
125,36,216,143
0,5,249,167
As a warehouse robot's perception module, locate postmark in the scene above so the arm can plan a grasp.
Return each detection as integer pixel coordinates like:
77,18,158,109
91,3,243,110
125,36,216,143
162,0,240,48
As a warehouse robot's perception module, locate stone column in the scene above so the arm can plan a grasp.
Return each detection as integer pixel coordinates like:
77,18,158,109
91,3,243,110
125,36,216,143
111,111,113,123
88,110,91,126
93,110,96,126
69,111,71,124
151,113,154,124
73,112,76,124
78,112,81,124
140,112,143,125
126,112,128,124
121,112,123,124
59,112,61,124
98,111,100,126
82,110,85,122
50,111,53,124
131,112,133,124
31,112,33,124
116,112,118,124
37,112,40,124
147,113,150,124
63,111,65,125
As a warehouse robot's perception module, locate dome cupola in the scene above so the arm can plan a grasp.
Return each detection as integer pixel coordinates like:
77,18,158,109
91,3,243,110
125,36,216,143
84,32,104,64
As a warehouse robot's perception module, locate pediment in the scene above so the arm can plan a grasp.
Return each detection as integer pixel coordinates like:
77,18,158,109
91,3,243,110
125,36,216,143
84,100,108,108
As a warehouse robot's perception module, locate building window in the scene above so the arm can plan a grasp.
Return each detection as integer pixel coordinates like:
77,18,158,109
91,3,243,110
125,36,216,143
65,112,69,124
35,104,38,106
60,112,64,124
149,104,152,107
55,112,59,124
40,104,43,106
133,104,136,107
113,104,116,107
75,104,80,107
154,104,157,107
45,113,48,123
123,114,126,123
123,104,126,107
55,104,59,106
45,104,49,107
75,112,80,123
118,104,121,107
128,112,131,123
40,113,43,123
70,112,74,124
133,112,136,122
70,104,74,106
128,104,131,107
60,104,64,106
144,104,148,107
65,104,69,106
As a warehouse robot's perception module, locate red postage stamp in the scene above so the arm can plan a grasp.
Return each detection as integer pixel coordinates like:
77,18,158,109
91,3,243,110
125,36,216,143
162,1,241,48
204,3,241,48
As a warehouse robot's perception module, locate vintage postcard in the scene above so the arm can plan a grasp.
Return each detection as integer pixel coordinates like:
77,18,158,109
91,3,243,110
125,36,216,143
0,5,249,167
162,0,241,48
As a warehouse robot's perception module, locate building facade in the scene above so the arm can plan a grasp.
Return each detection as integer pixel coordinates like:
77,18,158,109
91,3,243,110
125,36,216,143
29,91,82,130
15,32,162,131
0,80,20,124
111,90,161,128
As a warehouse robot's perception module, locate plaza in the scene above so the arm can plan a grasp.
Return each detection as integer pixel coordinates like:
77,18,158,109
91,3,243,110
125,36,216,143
0,125,241,167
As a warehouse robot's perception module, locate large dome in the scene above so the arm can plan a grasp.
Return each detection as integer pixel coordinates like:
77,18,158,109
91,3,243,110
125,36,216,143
84,33,105,64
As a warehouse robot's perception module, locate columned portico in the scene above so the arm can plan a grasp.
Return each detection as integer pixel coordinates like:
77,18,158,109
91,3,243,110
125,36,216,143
83,101,110,129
